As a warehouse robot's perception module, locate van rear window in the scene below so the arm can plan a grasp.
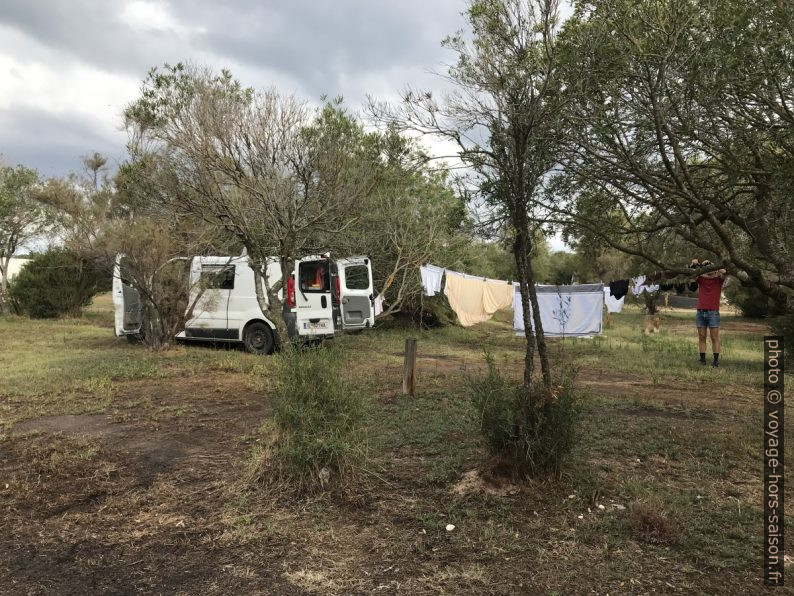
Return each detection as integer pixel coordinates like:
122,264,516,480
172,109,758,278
344,265,369,290
299,261,330,292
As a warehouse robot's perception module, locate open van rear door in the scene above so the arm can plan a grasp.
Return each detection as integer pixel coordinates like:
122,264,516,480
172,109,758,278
336,257,375,330
112,254,142,336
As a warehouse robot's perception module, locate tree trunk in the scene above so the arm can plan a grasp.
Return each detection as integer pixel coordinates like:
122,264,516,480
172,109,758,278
526,254,551,390
513,225,537,409
643,291,658,315
251,259,289,348
0,256,9,313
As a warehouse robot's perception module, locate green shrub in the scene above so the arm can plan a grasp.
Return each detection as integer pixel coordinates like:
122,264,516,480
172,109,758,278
467,352,580,478
376,294,458,329
725,283,769,318
467,352,518,452
254,346,365,495
9,249,104,318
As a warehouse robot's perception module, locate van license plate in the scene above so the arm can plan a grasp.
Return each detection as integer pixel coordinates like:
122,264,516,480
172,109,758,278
307,321,329,330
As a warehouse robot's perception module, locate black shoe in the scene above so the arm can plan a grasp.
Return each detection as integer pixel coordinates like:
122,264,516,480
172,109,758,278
712,360,719,368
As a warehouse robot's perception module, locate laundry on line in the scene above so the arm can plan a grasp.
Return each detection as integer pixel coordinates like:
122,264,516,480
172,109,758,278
514,283,604,337
420,264,445,297
603,287,624,313
443,269,514,327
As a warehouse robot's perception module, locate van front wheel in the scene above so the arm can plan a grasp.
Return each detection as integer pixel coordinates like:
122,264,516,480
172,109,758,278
243,322,275,355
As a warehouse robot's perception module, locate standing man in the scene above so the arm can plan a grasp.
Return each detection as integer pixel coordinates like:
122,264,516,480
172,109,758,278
691,259,727,367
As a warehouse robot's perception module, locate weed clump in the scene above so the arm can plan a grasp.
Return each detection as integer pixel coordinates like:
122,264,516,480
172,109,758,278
467,352,580,479
249,346,366,496
628,501,677,545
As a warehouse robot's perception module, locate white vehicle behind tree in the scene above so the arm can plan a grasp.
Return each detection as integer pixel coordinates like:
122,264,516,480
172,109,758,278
113,254,375,354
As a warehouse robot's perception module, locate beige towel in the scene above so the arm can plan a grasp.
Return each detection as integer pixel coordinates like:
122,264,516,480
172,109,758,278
445,272,511,327
483,279,514,314
444,272,488,327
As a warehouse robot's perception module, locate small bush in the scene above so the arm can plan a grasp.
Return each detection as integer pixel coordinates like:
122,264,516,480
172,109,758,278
8,249,104,318
725,283,769,318
467,353,518,452
377,294,458,330
252,346,366,495
628,501,677,545
467,352,580,478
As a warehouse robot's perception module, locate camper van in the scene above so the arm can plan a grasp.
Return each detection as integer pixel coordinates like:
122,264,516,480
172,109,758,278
112,254,375,354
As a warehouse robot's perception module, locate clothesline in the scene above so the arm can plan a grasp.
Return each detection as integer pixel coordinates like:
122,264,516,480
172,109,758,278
420,263,604,336
418,261,721,333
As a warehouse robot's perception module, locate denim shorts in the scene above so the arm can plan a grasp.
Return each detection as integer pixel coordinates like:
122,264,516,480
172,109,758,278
695,309,720,328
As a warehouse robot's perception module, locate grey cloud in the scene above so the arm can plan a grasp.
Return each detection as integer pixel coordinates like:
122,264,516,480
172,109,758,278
0,0,468,175
191,0,463,99
1,0,463,97
0,108,126,177
0,1,176,77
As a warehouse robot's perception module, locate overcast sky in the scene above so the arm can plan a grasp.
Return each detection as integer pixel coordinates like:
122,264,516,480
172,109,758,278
0,0,470,177
1,1,572,251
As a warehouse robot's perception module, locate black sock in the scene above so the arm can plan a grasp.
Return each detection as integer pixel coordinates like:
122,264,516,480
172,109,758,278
700,352,706,363
713,353,719,363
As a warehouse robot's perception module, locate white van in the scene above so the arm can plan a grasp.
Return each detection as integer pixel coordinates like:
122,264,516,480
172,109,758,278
112,254,375,354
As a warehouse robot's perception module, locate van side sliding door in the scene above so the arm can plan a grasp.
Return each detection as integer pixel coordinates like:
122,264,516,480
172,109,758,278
185,262,235,340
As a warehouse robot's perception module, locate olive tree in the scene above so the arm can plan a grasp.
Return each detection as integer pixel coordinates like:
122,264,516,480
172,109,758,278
552,0,794,312
372,0,565,400
125,64,375,346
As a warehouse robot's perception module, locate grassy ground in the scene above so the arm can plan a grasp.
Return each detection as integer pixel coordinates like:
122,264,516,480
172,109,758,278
0,294,791,594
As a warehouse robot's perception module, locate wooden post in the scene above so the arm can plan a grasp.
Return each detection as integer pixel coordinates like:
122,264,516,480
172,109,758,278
402,338,417,395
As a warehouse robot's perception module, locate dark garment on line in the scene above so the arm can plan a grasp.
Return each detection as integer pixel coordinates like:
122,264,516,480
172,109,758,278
688,281,699,292
659,283,674,291
675,283,687,293
609,279,629,300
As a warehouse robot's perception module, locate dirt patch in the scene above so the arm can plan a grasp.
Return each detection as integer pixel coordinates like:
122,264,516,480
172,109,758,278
11,412,199,488
616,405,715,421
14,413,122,437
721,320,770,333
659,316,769,335
452,469,520,497
0,370,282,594
577,368,754,413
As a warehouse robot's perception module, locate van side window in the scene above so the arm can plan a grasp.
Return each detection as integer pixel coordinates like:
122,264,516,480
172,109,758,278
344,265,369,290
299,261,329,293
201,265,235,290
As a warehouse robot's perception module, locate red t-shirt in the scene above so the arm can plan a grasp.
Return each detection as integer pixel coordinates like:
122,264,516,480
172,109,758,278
697,276,724,310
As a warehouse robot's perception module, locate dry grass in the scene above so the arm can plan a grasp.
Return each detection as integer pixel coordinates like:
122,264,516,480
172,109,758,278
628,500,678,545
0,295,790,593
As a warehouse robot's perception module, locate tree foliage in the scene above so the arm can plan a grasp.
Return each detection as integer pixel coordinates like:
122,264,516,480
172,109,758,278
0,165,52,308
125,64,375,345
553,0,794,312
